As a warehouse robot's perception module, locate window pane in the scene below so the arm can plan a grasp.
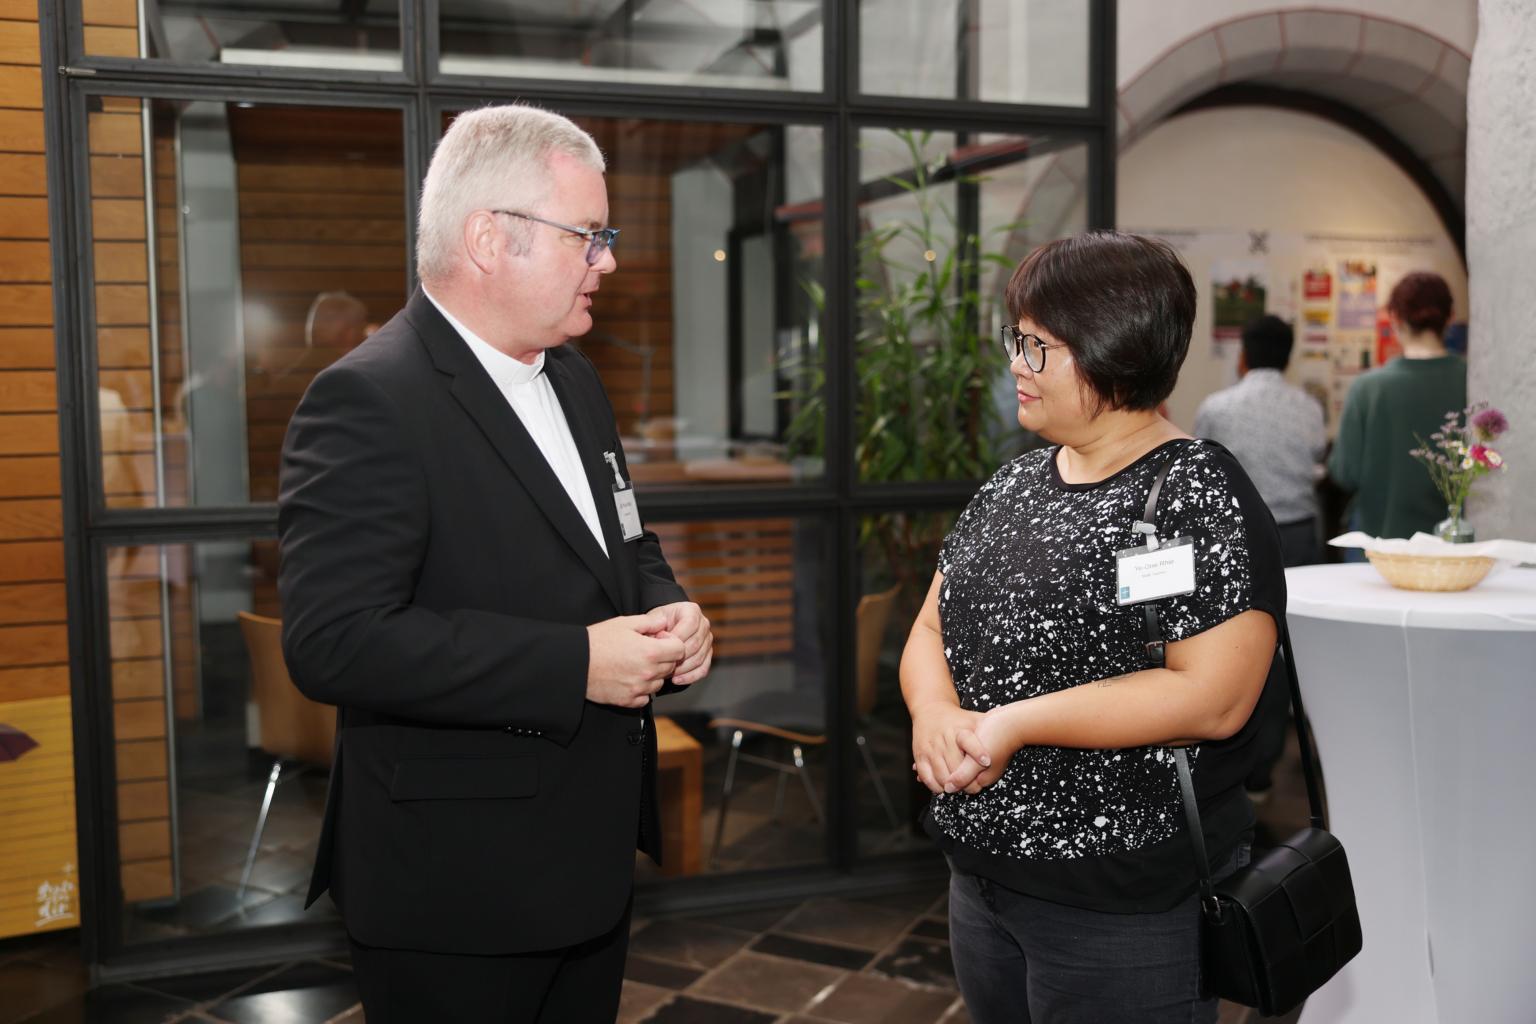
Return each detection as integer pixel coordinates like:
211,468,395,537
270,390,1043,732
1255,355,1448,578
855,128,1087,483
859,0,1088,106
439,0,823,92
82,0,402,70
856,510,957,857
88,98,406,508
636,516,831,878
106,539,334,941
440,111,826,490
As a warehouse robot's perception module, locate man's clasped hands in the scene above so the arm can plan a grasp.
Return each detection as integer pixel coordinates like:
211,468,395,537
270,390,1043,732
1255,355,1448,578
585,602,714,708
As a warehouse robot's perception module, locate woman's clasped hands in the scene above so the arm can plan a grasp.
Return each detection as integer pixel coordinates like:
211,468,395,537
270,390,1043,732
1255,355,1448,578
911,703,1019,796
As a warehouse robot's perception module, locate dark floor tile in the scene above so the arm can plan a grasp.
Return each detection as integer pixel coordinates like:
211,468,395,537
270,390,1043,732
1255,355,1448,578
618,981,674,1024
751,934,872,971
207,964,358,1024
132,965,275,1004
624,955,705,990
800,971,957,1024
776,898,915,951
628,920,752,970
909,917,949,942
871,938,956,990
851,885,946,915
15,983,192,1024
688,952,844,1015
639,994,778,1023
0,961,88,1024
689,903,796,934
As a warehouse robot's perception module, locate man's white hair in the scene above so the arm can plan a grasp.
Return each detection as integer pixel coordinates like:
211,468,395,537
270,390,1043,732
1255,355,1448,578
416,104,605,283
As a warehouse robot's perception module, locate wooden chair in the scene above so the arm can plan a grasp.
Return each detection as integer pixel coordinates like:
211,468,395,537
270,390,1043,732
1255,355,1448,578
235,611,335,898
706,585,902,867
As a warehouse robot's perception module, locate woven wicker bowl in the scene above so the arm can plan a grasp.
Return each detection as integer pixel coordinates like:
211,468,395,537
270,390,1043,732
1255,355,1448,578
1365,551,1496,592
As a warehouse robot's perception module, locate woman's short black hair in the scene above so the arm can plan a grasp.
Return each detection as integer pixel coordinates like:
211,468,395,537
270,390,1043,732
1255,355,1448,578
1241,314,1294,371
1004,231,1196,412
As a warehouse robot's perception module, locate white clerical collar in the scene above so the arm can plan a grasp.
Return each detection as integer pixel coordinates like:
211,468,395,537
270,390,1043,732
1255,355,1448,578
422,286,545,387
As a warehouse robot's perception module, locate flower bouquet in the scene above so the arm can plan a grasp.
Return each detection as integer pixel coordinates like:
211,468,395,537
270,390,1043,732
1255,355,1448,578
1410,403,1510,544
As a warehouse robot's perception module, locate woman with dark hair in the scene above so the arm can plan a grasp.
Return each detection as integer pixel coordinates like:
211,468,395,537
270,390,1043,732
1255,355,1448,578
900,231,1287,1023
1328,270,1466,539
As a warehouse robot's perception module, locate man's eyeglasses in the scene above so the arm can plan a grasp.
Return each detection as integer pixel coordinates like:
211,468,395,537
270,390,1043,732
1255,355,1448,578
492,210,619,266
1000,325,1050,372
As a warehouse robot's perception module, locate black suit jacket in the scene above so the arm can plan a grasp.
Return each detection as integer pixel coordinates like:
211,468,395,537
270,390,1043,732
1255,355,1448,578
277,288,687,955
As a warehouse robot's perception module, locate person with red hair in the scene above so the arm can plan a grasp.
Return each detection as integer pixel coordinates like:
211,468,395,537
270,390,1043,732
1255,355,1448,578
1328,271,1466,540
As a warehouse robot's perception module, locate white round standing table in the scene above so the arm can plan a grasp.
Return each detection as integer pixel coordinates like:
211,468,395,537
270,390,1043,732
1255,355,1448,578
1285,564,1536,1024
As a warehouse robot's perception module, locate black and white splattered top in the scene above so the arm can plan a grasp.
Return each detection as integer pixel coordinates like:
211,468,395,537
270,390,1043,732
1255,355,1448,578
925,438,1287,912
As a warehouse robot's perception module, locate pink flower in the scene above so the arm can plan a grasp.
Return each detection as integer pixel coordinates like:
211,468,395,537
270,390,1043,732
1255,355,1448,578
1471,407,1509,441
1471,444,1506,470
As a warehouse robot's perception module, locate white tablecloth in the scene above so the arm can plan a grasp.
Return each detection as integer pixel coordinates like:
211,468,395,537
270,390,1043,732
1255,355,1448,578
1285,564,1536,1024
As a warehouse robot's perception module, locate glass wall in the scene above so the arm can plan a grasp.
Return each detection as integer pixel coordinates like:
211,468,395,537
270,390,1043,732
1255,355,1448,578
55,0,1113,973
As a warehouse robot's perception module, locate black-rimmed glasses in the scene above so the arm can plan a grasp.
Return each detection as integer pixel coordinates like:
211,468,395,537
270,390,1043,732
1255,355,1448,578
492,210,620,265
1000,325,1049,372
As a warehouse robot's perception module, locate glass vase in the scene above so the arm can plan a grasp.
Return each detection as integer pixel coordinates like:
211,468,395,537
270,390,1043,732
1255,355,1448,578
1435,504,1476,544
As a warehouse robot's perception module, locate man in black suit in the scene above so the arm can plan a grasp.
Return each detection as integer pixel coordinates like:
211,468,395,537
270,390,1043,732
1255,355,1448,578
277,104,713,1022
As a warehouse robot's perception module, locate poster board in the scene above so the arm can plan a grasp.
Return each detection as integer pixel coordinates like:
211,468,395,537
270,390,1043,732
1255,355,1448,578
0,696,80,938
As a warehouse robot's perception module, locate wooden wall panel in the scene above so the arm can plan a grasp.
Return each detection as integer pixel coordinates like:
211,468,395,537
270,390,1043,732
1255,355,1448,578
0,14,75,932
650,519,796,660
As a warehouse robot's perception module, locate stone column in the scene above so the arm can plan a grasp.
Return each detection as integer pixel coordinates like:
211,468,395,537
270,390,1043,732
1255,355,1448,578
1467,0,1536,540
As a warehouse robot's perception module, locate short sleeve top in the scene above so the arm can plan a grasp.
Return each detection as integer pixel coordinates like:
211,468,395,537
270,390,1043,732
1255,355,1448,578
926,438,1287,912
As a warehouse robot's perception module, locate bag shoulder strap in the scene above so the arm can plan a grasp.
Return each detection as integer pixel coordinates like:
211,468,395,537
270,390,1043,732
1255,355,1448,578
1136,445,1326,921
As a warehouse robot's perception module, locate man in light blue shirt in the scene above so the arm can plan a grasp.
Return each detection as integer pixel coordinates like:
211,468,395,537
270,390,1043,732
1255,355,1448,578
1195,315,1326,567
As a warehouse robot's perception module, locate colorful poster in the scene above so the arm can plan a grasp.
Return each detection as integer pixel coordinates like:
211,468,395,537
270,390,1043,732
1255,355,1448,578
1303,265,1332,301
1336,259,1378,330
1211,258,1267,356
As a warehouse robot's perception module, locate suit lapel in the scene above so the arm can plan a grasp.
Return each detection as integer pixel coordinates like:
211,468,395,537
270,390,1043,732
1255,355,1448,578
406,290,623,612
546,355,640,614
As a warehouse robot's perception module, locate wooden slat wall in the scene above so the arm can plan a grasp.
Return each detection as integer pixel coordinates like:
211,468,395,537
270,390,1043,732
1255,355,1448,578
650,518,794,659
85,85,177,902
0,0,80,940
236,156,406,505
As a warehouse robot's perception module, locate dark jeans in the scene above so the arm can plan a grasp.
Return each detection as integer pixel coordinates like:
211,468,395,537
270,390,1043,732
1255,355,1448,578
948,843,1250,1024
348,897,631,1023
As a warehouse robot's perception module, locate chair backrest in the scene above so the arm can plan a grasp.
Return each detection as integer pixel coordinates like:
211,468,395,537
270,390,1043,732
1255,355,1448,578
237,611,335,767
854,585,902,719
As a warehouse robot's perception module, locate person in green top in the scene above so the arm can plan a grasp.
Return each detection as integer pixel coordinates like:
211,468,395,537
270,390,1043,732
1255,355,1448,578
1329,271,1466,543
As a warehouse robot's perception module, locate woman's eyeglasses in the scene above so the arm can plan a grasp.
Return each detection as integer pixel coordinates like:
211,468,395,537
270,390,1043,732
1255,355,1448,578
1000,325,1049,372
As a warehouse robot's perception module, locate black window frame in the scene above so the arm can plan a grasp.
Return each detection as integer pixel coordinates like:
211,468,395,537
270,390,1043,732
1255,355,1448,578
39,0,1117,980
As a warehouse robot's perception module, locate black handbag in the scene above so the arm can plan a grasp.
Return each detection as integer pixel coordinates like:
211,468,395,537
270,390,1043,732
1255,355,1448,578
1137,452,1362,1017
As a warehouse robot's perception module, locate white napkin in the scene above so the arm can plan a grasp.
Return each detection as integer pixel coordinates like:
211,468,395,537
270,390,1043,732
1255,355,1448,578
1329,531,1536,563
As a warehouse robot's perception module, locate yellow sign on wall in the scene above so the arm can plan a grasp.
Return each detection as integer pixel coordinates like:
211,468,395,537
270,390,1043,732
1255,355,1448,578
0,696,80,938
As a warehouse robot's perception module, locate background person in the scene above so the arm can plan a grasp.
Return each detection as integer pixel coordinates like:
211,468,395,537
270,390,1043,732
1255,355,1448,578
900,231,1287,1024
278,104,712,1023
1195,314,1326,567
1328,271,1466,541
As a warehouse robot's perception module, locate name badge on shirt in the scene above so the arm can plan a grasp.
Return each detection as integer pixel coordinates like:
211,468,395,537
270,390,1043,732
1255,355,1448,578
604,451,644,542
1115,535,1195,606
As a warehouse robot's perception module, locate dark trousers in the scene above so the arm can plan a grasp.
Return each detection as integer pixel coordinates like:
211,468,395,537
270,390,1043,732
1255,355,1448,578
947,844,1248,1024
348,898,631,1023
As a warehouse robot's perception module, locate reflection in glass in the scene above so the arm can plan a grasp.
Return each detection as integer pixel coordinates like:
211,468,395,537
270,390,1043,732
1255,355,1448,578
107,540,333,941
445,111,826,488
853,128,1087,483
83,0,401,69
636,517,829,879
439,0,823,91
856,509,959,857
859,0,1088,106
88,99,405,508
